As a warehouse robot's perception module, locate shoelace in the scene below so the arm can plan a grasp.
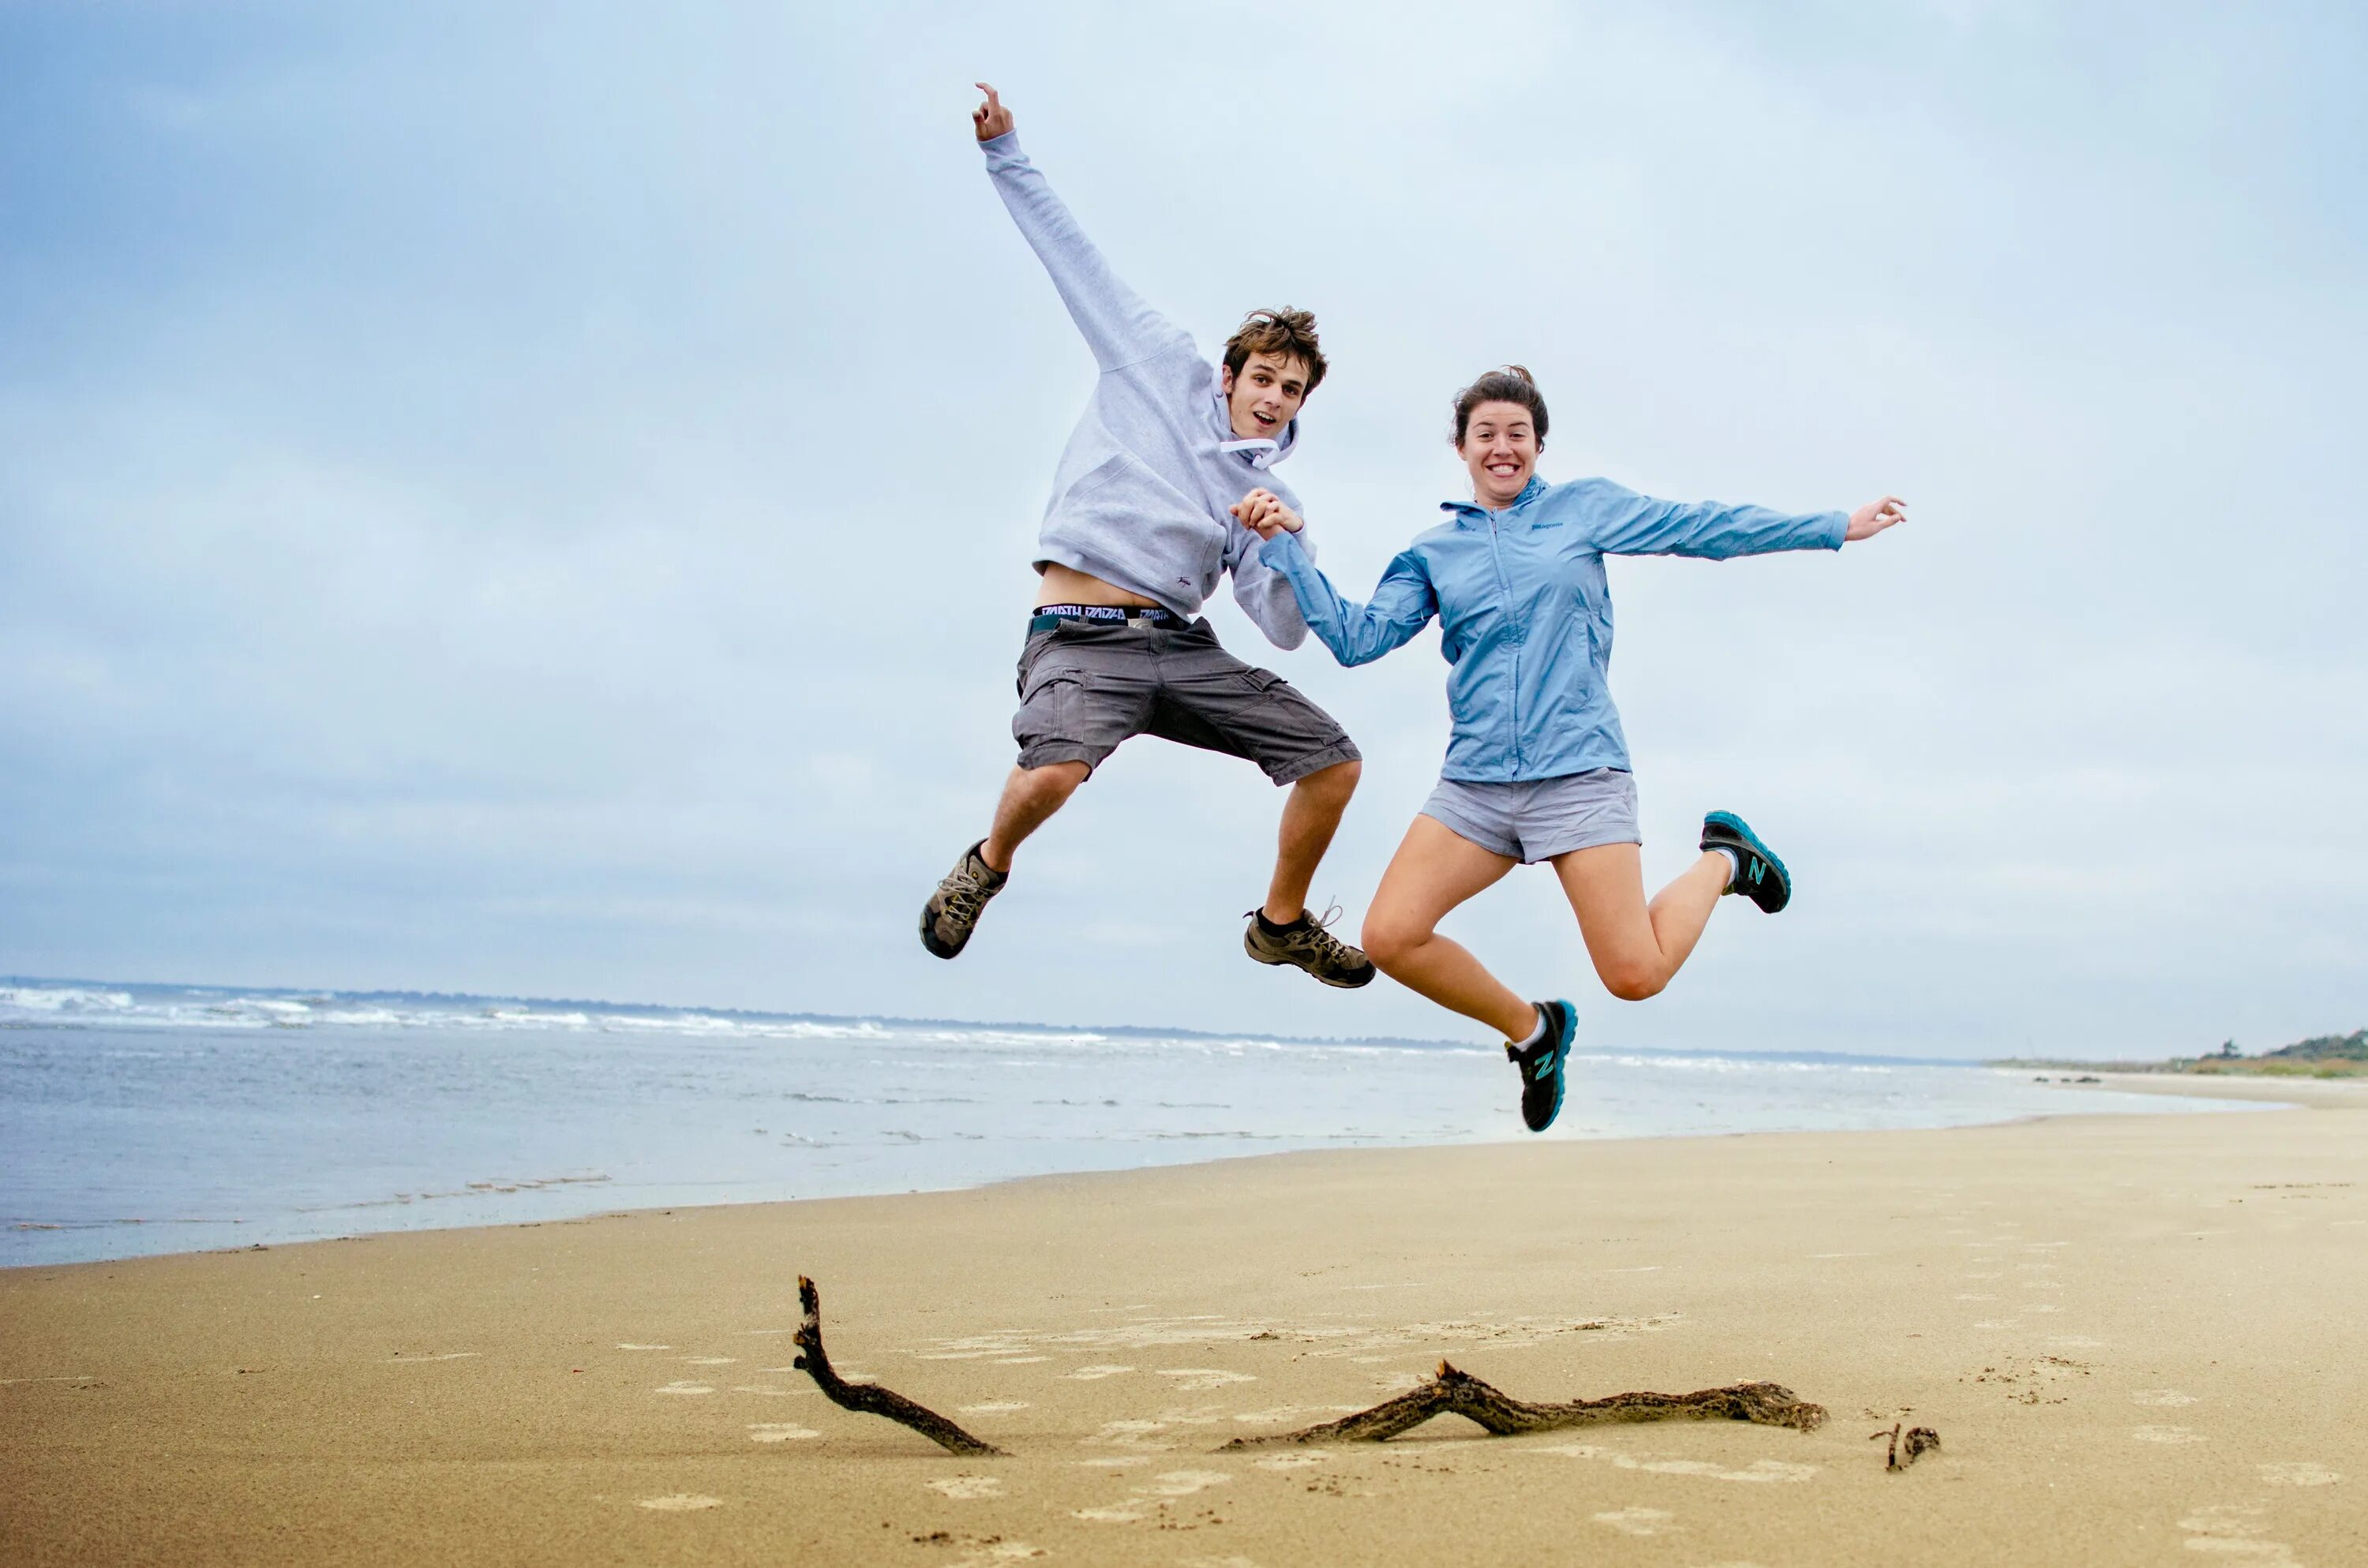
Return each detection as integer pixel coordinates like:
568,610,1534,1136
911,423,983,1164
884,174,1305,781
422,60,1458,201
1296,900,1356,959
937,865,995,926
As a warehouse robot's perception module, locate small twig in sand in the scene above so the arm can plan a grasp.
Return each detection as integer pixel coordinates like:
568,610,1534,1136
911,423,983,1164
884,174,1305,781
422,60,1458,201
790,1276,1006,1457
1221,1360,1827,1449
1872,1421,1942,1471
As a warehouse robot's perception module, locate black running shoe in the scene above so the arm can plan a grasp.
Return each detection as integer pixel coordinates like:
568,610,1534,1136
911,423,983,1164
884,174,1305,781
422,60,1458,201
1701,811,1790,914
1505,999,1576,1133
1242,903,1376,989
920,840,1008,960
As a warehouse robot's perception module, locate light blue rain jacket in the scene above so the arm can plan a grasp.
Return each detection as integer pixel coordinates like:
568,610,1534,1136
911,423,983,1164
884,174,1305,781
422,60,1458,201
1258,474,1845,782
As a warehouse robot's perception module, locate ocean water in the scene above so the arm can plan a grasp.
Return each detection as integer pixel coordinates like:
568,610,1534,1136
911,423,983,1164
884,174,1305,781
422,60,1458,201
1,979,2263,1269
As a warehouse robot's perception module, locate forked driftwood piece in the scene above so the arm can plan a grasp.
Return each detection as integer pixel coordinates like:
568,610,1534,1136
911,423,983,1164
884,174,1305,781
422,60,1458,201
1220,1360,1827,1449
1872,1421,1941,1471
791,1276,1006,1456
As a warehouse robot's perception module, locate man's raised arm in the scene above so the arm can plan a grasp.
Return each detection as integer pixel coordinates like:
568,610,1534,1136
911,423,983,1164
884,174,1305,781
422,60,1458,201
972,83,1192,374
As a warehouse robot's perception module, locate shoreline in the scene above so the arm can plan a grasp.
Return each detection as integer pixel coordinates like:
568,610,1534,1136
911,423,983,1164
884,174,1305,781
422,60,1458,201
3,1068,2295,1276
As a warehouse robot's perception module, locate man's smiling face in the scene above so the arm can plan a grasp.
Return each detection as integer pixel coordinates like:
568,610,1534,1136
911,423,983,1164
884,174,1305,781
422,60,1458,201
1220,350,1311,442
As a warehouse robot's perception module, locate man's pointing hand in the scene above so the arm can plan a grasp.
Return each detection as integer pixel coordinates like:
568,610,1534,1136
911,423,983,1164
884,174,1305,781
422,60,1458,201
972,82,1013,142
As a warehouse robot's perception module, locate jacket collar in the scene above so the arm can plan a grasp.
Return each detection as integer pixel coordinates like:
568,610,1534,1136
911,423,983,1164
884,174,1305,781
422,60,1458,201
1209,364,1298,471
1441,473,1547,522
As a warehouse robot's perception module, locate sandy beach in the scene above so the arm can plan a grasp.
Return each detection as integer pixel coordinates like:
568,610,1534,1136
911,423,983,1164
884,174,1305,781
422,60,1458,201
4,1079,2362,1566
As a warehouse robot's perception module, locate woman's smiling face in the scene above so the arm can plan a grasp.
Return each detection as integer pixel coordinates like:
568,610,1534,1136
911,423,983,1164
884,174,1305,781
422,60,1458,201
1458,399,1540,509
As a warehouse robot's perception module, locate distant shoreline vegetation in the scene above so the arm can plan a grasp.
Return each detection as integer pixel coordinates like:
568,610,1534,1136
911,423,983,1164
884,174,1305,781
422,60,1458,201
1994,1028,2368,1080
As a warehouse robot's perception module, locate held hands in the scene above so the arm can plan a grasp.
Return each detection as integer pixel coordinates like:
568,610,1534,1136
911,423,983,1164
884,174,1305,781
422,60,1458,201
1231,488,1303,541
972,82,1014,141
1845,495,1907,543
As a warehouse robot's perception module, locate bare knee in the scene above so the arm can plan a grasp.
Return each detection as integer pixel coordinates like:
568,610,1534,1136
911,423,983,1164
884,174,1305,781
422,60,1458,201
1292,758,1361,809
1015,761,1088,806
1598,960,1668,1003
1360,909,1429,972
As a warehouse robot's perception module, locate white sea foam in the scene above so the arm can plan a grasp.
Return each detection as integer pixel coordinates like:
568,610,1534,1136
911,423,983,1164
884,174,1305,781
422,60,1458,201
0,977,2270,1269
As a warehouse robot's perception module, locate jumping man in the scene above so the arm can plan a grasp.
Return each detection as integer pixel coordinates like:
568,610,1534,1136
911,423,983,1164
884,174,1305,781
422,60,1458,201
920,84,1373,989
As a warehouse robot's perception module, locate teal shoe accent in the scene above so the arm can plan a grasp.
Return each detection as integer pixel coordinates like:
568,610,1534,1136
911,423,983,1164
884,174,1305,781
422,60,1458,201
1504,1000,1576,1132
1700,811,1790,914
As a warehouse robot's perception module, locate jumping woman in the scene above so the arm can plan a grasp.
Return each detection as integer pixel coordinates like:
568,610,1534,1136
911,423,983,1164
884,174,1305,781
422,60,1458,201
1234,365,1904,1132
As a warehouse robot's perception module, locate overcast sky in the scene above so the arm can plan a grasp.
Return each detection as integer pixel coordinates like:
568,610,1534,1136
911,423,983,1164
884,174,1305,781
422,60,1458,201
3,1,2362,1057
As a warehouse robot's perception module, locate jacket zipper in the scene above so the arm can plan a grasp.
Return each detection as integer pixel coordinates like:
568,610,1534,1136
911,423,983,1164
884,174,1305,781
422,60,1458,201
1485,510,1522,774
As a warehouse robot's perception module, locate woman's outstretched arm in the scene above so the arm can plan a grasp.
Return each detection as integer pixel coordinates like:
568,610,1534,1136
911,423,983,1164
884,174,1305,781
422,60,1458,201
1581,478,1905,559
1233,488,1436,667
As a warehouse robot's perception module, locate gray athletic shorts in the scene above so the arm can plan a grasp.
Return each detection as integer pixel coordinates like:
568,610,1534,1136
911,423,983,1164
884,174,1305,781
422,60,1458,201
1014,612,1360,784
1420,769,1641,863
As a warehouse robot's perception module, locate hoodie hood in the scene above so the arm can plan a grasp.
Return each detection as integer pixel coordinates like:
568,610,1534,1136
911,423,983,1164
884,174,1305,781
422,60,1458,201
1210,364,1298,471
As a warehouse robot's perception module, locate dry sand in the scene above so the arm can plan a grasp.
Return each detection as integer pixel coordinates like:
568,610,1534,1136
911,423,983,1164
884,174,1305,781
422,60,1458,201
4,1082,2363,1566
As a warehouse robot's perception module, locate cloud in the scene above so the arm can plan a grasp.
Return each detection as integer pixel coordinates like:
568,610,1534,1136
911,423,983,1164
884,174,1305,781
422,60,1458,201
2,1,2361,1055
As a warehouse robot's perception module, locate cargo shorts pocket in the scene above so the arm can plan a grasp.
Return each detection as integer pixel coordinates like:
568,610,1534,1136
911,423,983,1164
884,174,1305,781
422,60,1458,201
1012,662,1086,751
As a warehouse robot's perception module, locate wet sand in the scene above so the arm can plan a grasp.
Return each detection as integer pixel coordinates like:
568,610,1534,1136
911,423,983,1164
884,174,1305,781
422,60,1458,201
4,1089,2362,1566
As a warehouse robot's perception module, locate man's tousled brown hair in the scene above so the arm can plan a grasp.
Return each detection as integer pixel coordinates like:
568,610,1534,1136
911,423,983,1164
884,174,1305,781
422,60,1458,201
1223,309,1327,395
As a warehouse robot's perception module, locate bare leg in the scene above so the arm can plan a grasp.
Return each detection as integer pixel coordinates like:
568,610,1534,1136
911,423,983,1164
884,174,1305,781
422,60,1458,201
980,762,1089,873
1263,758,1361,923
1358,815,1534,1041
1549,843,1729,1002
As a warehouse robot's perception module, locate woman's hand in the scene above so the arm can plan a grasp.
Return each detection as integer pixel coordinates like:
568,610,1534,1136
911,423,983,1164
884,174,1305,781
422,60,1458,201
1231,488,1303,541
972,82,1014,141
1845,495,1907,542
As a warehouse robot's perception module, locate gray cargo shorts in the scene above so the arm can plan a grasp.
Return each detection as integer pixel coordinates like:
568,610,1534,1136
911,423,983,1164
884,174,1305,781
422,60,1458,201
1013,612,1359,784
1420,768,1641,863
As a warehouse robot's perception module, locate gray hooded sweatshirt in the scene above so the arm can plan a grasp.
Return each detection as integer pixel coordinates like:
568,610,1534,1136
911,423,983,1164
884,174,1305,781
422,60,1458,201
982,131,1313,649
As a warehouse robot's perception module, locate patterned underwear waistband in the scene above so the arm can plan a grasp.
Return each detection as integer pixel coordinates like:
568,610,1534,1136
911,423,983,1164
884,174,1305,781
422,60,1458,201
1029,603,1182,630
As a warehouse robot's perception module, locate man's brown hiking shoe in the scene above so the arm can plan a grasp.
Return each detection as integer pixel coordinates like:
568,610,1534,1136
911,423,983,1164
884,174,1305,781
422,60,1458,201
920,840,1008,960
1242,904,1376,989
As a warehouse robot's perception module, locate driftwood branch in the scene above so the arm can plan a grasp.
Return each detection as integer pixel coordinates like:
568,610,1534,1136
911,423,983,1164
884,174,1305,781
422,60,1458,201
1872,1422,1941,1471
1220,1360,1827,1449
791,1276,1006,1456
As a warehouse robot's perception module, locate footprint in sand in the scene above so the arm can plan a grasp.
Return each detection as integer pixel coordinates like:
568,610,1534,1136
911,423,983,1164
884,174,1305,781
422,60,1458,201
1536,1443,1815,1484
1073,1469,1230,1521
926,1476,1003,1499
747,1424,819,1443
636,1494,722,1510
2257,1461,2342,1487
1251,1451,1332,1470
1158,1369,1257,1391
654,1382,714,1396
2179,1503,2295,1562
1593,1506,1679,1536
2132,1425,2205,1444
1080,1419,1174,1453
1233,1405,1366,1425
